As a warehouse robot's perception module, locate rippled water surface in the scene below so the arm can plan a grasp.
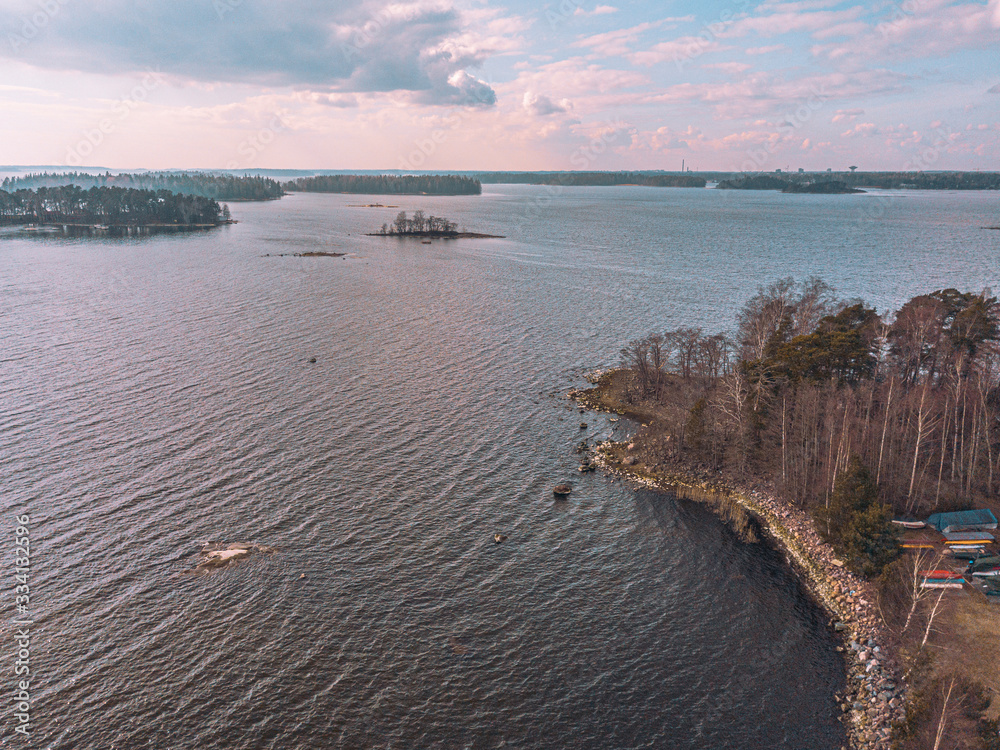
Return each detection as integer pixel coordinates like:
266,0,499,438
3,186,998,749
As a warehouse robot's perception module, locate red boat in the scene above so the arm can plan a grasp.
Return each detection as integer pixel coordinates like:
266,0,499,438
920,570,964,579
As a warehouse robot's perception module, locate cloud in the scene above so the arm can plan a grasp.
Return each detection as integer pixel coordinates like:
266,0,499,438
988,84,1000,94
746,45,787,55
415,70,497,106
831,108,864,122
630,37,732,66
572,18,694,57
0,0,512,105
308,93,359,108
574,5,619,17
646,69,909,119
721,6,867,38
813,0,1000,62
522,91,571,115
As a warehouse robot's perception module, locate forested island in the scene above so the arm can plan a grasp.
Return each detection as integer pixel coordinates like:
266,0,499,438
575,280,1000,748
1,172,284,201
716,175,791,190
836,172,1000,190
476,171,706,188
0,185,229,234
717,176,864,193
285,174,482,196
782,180,864,194
368,210,502,239
717,172,1000,191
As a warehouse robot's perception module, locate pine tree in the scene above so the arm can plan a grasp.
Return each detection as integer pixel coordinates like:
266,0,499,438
815,456,899,577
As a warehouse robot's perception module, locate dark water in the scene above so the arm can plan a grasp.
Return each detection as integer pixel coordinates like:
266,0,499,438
2,186,998,749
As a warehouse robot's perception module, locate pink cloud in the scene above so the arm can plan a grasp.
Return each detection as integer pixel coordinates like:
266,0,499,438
646,69,908,119
815,0,1000,62
831,108,864,122
630,37,732,67
721,6,868,38
572,19,692,57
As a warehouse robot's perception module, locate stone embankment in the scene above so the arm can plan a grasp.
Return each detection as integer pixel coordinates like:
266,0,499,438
568,381,905,750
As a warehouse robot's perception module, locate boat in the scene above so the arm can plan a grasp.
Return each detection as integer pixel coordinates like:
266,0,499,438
943,531,995,543
950,549,989,560
921,581,964,589
968,555,1000,571
920,570,964,579
971,568,1000,577
892,519,926,529
900,543,935,549
944,539,990,546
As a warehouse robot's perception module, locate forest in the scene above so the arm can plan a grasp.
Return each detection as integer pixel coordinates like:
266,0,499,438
0,185,224,226
285,174,482,196
1,172,284,201
615,279,999,564
835,172,1000,190
476,171,707,188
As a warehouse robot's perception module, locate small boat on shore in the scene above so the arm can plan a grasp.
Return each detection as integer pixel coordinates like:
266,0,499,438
921,570,964,579
893,519,926,529
944,531,995,542
926,584,961,590
968,555,1000,571
950,549,990,560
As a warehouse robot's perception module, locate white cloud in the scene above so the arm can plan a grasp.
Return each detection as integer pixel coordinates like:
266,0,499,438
522,91,572,115
574,5,619,17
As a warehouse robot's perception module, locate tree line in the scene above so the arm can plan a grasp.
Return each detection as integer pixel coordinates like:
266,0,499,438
1,172,284,201
716,172,1000,191
476,171,707,188
0,186,223,226
285,175,482,196
619,279,999,576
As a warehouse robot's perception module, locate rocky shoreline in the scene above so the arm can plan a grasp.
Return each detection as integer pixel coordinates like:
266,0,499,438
569,379,906,750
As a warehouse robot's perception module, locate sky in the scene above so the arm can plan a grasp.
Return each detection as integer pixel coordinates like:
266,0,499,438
0,0,997,171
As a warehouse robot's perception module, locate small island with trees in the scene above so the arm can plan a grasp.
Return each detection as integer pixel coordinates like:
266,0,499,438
2,171,284,201
286,174,482,196
369,211,503,239
0,185,232,235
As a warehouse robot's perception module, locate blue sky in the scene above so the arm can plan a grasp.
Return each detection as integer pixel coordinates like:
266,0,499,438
0,0,997,170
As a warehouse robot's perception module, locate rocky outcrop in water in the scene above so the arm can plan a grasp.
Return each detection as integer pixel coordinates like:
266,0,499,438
185,542,275,573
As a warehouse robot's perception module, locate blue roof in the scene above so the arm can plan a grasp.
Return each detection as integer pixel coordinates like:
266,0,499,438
926,509,998,532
